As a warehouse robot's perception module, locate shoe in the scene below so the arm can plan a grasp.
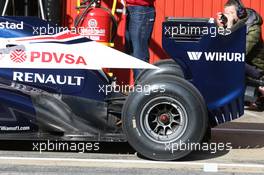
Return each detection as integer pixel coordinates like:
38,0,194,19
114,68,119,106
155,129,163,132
247,102,259,110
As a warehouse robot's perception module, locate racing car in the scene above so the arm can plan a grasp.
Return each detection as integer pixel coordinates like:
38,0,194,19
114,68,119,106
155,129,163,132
0,16,246,161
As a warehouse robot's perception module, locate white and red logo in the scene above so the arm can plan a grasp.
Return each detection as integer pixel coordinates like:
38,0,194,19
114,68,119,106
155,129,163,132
30,52,87,65
10,49,27,63
8,50,87,66
88,19,98,28
0,32,158,70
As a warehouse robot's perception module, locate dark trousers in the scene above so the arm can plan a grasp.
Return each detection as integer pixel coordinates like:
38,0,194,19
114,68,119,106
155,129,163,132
125,6,155,80
246,63,262,79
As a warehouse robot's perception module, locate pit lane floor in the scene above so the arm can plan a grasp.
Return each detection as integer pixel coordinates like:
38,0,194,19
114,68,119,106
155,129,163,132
0,110,263,175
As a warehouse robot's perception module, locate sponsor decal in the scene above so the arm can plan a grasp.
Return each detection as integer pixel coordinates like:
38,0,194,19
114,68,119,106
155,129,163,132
0,33,158,70
13,72,85,86
30,52,87,65
187,51,245,62
10,49,27,63
0,125,30,131
0,21,24,30
187,52,202,61
2,47,87,66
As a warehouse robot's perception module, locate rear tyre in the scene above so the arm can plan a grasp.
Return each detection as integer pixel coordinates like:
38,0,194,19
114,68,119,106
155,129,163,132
136,59,184,84
122,75,208,160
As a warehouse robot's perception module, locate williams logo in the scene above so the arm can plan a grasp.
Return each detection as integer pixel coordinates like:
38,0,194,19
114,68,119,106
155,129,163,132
187,51,245,62
10,49,27,63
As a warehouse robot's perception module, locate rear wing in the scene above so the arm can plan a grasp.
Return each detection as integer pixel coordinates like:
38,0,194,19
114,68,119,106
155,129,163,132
162,17,246,126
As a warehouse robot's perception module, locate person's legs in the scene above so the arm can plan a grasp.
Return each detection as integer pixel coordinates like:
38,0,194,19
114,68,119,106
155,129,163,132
259,86,264,96
245,63,262,79
126,6,155,80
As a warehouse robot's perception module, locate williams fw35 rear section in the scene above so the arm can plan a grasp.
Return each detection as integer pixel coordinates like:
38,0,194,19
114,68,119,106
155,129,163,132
0,16,246,160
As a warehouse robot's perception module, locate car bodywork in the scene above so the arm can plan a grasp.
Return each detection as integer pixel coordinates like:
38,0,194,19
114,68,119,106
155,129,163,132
163,18,246,126
0,16,156,141
0,16,246,142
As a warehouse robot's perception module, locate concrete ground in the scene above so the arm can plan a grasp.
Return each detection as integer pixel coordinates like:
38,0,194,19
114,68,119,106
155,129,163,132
0,110,262,175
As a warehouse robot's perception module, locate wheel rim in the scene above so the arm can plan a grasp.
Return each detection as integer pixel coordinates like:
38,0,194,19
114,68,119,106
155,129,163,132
140,96,188,144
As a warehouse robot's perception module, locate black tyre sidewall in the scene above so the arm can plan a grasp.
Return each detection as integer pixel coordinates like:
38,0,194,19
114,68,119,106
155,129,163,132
122,76,208,160
136,59,184,84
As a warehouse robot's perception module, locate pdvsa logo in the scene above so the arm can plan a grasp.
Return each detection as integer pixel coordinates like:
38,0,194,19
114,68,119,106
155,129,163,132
9,50,87,65
10,49,27,63
30,52,87,65
187,52,245,62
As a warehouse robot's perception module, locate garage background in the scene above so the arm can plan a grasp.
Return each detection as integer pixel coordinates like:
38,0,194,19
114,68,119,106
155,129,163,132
65,0,264,84
65,0,264,61
1,0,263,83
